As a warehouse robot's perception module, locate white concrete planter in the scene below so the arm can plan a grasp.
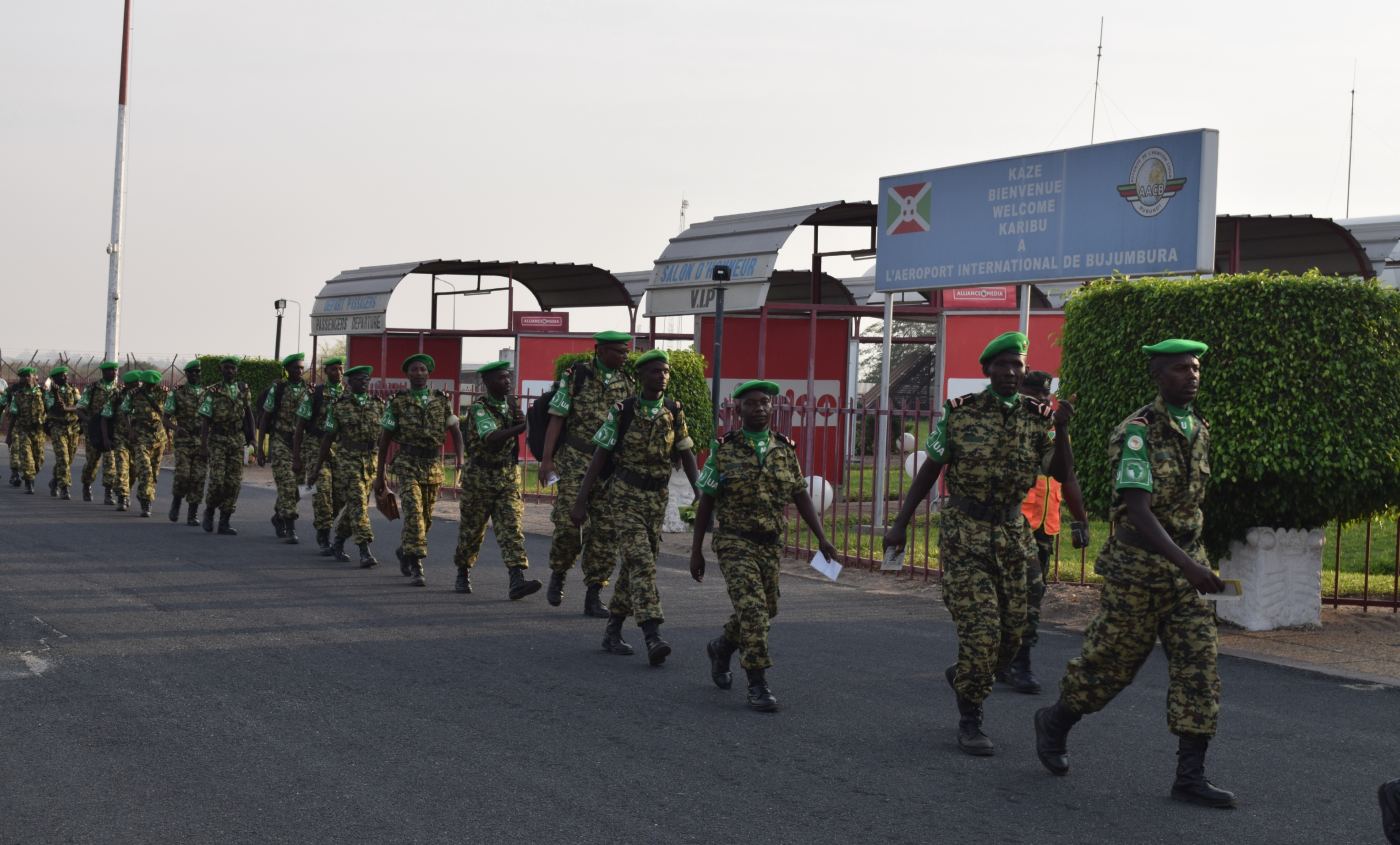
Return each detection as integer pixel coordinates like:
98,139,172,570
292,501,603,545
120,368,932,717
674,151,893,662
662,468,696,534
1216,527,1325,631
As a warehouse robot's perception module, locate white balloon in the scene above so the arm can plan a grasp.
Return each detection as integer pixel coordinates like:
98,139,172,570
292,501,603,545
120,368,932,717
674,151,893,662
903,450,928,478
899,432,916,452
806,476,834,513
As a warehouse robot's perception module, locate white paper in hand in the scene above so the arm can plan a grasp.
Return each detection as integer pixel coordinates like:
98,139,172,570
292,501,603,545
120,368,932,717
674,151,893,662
810,551,842,581
1198,579,1243,602
880,546,906,572
544,471,560,487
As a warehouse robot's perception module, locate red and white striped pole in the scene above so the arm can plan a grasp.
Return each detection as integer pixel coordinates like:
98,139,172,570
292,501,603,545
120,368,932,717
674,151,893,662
104,0,132,361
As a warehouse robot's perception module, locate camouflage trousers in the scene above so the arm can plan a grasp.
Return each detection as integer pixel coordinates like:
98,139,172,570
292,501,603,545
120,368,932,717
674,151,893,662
129,433,165,504
205,434,245,513
172,435,208,504
269,437,301,519
12,430,45,481
454,466,527,571
49,425,79,489
1058,575,1221,737
603,481,666,623
82,442,118,489
548,443,616,587
716,535,782,670
110,445,131,495
302,443,334,531
940,509,1033,705
391,454,442,559
1023,529,1055,649
331,450,376,545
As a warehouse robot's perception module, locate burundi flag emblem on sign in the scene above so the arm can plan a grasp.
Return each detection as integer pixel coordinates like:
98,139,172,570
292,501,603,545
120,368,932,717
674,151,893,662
885,182,932,235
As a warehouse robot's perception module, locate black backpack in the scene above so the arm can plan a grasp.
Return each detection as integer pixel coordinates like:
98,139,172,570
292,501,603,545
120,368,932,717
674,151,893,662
525,362,593,461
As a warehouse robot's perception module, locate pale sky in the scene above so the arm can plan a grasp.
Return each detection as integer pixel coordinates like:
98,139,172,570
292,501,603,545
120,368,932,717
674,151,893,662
4,0,1398,365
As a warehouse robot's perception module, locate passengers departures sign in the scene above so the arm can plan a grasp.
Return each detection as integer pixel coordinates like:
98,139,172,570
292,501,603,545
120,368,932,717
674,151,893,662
875,129,1219,293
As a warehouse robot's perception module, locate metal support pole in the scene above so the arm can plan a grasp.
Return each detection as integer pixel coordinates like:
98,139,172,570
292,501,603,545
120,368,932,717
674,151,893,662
710,286,726,438
871,293,895,528
104,0,133,362
274,313,283,360
1018,283,1031,335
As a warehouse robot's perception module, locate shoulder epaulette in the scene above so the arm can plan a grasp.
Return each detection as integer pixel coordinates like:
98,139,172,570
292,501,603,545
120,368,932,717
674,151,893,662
434,389,448,398
948,392,977,409
774,432,796,447
722,430,744,445
1022,396,1053,419
393,389,408,398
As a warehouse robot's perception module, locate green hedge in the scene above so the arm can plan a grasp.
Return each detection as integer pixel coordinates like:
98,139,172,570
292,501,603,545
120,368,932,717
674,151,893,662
1060,271,1400,560
194,356,286,406
552,348,712,444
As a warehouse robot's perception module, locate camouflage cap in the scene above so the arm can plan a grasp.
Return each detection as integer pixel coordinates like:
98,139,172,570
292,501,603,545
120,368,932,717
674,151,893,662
1142,338,1208,357
979,331,1029,363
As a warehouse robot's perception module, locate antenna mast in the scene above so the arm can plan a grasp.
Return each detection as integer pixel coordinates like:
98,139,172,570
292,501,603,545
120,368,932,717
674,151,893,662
1090,17,1104,143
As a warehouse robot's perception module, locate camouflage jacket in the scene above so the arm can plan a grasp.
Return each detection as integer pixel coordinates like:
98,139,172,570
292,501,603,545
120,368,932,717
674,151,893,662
124,386,170,442
1098,395,1211,585
381,389,452,450
465,395,523,468
698,429,805,537
295,382,343,438
324,391,385,452
164,383,206,440
199,381,253,437
101,390,133,444
926,388,1054,507
548,358,635,453
262,379,309,441
78,379,120,423
44,384,81,430
6,386,45,431
592,397,693,484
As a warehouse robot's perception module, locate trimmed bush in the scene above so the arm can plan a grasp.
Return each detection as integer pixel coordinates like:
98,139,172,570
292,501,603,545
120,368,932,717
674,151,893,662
552,348,712,444
1059,271,1400,560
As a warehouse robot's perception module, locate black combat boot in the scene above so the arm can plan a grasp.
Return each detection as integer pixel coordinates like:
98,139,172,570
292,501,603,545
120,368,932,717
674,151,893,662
357,543,378,568
49,478,58,497
1033,701,1082,775
707,636,737,690
103,486,114,504
59,485,71,501
997,644,1042,694
947,665,994,756
115,492,127,509
272,514,287,539
139,498,152,518
1170,734,1236,808
396,546,413,577
315,528,331,554
745,667,778,712
202,506,215,533
25,479,35,495
583,584,610,619
508,567,541,601
82,484,93,501
186,502,200,526
409,559,426,587
1379,779,1400,844
217,510,238,535
601,614,634,656
168,497,182,522
640,619,671,666
546,570,566,606
283,516,299,544
454,568,473,594
8,470,19,487
331,538,350,562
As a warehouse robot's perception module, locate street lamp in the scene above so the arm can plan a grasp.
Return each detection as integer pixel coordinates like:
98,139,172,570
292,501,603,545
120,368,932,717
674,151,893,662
273,299,287,360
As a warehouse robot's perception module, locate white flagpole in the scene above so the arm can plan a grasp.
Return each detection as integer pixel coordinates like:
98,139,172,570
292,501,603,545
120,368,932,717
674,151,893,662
104,0,133,361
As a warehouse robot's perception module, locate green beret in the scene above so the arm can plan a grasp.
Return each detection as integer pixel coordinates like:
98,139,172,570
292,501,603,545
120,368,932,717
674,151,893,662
219,356,240,365
476,360,512,376
1142,338,1208,357
49,365,70,377
593,330,633,344
281,352,306,369
634,349,669,368
121,370,141,384
344,365,373,377
979,331,1029,363
732,379,780,399
98,360,119,371
402,353,435,373
141,370,163,385
182,360,202,371
17,366,36,377
322,356,345,368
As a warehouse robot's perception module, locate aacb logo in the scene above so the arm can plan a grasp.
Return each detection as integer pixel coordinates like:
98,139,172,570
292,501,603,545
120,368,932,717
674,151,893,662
885,182,932,235
1116,147,1187,218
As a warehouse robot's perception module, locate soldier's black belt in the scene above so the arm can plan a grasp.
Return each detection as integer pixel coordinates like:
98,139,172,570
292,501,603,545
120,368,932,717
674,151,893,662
719,529,781,546
1115,524,1200,552
340,439,376,454
613,466,668,492
946,495,1021,524
565,434,596,456
396,443,440,460
471,455,518,470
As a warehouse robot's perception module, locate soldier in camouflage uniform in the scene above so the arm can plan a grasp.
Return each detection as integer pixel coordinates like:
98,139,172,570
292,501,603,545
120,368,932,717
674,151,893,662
257,352,310,543
100,370,142,509
78,360,121,502
539,330,636,617
1035,339,1235,809
310,365,384,566
2,377,15,487
571,350,699,665
452,361,541,600
4,367,46,493
689,379,839,712
123,371,170,517
199,357,255,535
374,353,463,587
885,332,1077,757
164,360,208,525
44,366,82,500
293,356,345,554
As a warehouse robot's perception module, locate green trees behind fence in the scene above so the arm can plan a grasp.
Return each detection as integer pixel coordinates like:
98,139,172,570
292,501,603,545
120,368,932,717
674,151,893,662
1060,270,1400,561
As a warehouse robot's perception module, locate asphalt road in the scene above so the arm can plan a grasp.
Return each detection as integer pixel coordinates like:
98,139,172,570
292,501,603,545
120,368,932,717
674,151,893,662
1,454,1396,844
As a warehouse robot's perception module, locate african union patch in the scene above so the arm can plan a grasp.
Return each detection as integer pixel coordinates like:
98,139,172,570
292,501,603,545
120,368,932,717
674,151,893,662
1117,147,1187,218
1118,459,1150,484
1126,434,1145,452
